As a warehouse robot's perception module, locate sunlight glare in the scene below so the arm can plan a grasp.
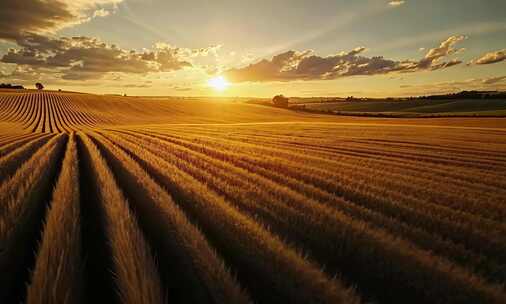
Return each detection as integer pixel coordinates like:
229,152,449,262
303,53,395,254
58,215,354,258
208,76,230,92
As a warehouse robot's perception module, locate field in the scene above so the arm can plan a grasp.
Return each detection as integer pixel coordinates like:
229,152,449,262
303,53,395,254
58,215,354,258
1,90,506,304
299,98,506,117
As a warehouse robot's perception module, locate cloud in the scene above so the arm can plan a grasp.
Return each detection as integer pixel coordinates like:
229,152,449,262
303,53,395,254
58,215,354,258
414,35,466,70
174,87,192,92
92,8,111,18
225,36,466,83
0,65,46,81
469,49,506,65
0,0,223,82
0,34,199,80
482,75,506,85
122,83,152,88
388,1,405,7
0,0,122,41
398,76,506,95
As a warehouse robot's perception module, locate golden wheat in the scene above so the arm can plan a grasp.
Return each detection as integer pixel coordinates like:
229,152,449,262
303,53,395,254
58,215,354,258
78,132,164,304
0,90,505,303
26,134,82,304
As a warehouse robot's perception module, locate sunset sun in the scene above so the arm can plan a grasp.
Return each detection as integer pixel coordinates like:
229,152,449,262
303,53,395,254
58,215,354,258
208,76,230,92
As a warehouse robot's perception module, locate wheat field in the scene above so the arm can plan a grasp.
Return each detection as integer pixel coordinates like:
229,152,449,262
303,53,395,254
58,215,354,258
1,91,505,304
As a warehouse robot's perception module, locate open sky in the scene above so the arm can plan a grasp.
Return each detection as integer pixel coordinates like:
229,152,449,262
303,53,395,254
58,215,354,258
1,0,505,97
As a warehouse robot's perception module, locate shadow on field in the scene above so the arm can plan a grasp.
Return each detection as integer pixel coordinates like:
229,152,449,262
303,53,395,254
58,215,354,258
77,136,118,304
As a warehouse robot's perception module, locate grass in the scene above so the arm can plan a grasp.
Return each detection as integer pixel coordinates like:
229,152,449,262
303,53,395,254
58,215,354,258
0,90,505,303
301,98,506,117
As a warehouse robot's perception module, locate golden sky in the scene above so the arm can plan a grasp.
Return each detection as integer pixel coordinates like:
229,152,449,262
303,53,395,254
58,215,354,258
1,0,505,97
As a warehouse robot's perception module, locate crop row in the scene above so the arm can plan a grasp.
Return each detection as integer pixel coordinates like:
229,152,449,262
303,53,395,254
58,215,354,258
0,122,505,303
0,92,113,133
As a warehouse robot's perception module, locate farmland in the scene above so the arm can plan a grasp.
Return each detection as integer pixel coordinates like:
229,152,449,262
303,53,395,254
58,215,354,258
297,98,506,117
1,90,506,304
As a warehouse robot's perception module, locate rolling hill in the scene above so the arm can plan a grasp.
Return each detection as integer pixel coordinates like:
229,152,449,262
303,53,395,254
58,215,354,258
303,99,506,117
0,91,342,133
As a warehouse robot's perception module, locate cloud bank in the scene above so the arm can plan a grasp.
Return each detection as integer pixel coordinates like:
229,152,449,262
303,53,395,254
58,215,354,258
0,34,220,80
225,36,466,82
0,0,224,81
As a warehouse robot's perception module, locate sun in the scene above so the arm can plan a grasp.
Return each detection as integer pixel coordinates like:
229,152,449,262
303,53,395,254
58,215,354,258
208,76,230,92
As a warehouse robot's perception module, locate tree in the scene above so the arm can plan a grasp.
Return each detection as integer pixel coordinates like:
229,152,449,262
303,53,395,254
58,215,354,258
272,94,289,108
0,83,24,89
35,83,44,90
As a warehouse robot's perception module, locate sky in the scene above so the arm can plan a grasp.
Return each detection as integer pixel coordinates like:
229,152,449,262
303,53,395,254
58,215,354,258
0,0,505,97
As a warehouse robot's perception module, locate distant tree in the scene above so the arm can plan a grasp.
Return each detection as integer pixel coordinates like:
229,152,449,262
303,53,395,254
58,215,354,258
35,83,44,90
272,94,289,108
0,83,24,89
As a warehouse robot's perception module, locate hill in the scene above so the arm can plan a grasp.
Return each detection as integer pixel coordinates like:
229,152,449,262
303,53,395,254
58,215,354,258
1,91,505,134
297,99,506,117
299,98,506,117
0,91,349,133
